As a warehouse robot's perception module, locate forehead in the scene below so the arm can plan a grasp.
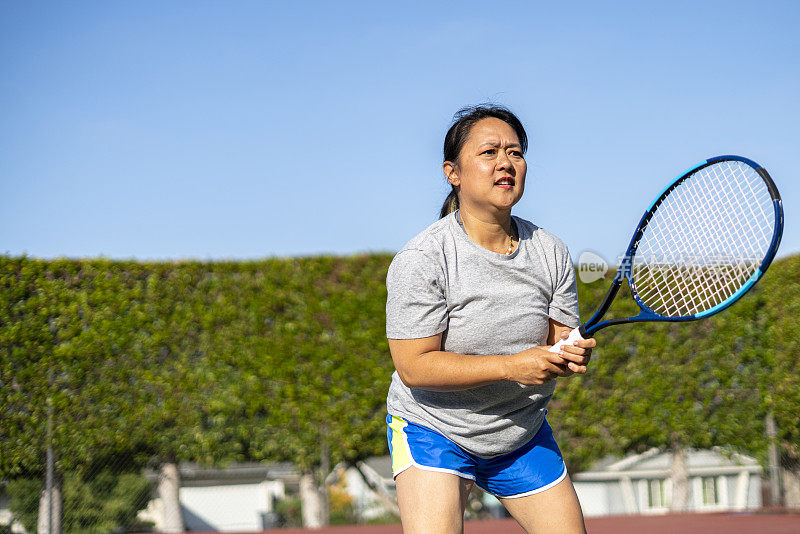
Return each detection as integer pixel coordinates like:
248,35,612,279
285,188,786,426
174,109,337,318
466,117,520,146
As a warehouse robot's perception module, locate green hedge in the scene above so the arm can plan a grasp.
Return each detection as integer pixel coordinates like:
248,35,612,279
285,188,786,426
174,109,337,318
1,253,797,479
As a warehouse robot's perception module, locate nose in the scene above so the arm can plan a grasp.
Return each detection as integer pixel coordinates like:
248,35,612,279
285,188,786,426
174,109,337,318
496,151,512,172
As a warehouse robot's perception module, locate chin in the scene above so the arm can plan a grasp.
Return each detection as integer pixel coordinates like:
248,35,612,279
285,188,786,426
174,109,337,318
491,202,520,213
497,195,523,209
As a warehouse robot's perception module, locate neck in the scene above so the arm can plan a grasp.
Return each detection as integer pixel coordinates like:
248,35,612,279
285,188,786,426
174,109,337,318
459,206,515,254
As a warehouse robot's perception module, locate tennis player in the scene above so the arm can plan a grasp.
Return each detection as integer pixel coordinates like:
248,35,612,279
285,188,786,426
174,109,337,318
386,105,596,533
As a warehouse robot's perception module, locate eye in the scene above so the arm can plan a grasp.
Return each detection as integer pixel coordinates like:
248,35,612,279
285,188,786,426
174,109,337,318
509,150,523,158
481,148,496,156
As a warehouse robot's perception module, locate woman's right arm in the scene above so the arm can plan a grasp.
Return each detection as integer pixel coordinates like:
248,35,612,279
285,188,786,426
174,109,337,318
388,334,584,392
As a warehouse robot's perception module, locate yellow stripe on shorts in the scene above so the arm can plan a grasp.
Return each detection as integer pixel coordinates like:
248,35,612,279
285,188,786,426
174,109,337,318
388,415,413,474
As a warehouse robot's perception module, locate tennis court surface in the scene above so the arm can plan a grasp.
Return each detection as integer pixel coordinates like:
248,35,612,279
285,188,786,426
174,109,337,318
192,511,800,534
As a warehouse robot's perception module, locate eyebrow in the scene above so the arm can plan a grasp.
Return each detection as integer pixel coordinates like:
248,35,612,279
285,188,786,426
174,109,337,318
478,141,522,149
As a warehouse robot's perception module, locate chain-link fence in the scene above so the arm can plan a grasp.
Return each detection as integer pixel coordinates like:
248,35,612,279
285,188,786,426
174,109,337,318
3,392,798,532
2,255,798,532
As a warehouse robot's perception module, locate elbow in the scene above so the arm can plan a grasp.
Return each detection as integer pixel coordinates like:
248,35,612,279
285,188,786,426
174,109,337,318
396,359,434,388
396,367,421,388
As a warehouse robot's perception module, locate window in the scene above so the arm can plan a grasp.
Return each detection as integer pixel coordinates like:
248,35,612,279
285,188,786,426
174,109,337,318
694,475,728,510
701,476,719,506
637,477,672,513
647,479,669,509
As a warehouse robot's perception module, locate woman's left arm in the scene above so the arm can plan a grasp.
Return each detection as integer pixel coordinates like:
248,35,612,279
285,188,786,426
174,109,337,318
548,318,596,376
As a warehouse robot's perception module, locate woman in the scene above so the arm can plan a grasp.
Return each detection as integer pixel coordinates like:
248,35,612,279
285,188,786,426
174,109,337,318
385,105,596,534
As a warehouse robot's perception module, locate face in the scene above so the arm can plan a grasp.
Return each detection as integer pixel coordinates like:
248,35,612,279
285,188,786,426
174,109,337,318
444,117,526,216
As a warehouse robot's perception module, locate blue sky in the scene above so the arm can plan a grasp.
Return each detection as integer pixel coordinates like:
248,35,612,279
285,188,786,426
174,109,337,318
1,1,797,263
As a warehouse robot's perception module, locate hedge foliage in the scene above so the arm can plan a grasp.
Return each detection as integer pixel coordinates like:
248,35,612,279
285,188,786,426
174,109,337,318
0,253,797,479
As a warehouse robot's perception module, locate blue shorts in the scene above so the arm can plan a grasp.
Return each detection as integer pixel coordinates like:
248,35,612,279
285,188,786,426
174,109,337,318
386,414,567,498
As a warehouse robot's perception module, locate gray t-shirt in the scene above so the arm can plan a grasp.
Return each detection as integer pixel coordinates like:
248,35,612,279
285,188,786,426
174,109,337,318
385,211,579,458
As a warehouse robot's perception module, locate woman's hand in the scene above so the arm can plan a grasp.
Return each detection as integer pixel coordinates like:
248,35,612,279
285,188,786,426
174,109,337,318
506,332,596,386
556,329,596,376
505,346,572,385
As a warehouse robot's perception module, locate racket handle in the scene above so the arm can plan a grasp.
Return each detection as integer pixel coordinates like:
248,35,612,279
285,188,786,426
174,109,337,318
549,327,585,353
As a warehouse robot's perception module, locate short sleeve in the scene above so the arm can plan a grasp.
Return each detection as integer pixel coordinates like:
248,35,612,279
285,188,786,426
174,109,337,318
385,249,448,339
548,246,580,328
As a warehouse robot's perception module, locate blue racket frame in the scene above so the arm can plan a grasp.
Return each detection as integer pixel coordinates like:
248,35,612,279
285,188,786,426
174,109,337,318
579,155,784,338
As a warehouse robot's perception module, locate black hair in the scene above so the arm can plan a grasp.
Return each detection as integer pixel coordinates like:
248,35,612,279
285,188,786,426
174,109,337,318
439,104,528,218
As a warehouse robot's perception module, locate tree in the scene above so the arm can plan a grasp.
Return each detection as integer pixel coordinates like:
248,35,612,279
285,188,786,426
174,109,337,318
4,252,795,525
2,255,395,529
211,256,391,526
552,265,771,510
756,255,800,506
1,258,155,531
128,262,249,531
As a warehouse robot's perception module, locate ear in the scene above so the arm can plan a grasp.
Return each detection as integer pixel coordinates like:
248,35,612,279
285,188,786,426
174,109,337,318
443,161,460,187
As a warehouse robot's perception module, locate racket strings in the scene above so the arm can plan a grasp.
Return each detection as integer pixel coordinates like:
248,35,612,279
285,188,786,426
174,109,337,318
639,168,766,315
663,167,762,306
637,188,730,314
636,163,770,315
632,161,775,317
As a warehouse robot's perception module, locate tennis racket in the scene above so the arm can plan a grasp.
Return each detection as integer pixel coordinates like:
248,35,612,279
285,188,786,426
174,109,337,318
550,155,784,352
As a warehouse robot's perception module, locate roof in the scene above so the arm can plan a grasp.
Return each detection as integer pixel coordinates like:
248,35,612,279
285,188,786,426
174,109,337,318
359,455,393,481
573,447,762,482
143,461,300,488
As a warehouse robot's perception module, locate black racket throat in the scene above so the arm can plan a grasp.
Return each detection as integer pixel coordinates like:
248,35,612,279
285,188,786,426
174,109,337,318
579,275,625,338
578,274,670,338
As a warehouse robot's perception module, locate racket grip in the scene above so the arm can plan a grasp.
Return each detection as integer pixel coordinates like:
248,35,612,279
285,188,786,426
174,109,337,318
549,327,585,353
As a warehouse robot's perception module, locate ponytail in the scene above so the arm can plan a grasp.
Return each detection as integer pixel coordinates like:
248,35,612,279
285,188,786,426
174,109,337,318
439,187,460,219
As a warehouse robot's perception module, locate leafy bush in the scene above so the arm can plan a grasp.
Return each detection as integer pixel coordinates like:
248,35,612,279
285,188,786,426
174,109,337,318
274,497,302,527
6,478,39,534
6,470,153,534
328,484,356,525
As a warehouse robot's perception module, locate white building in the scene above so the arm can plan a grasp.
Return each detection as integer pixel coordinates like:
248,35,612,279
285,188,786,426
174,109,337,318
572,448,762,516
140,462,296,532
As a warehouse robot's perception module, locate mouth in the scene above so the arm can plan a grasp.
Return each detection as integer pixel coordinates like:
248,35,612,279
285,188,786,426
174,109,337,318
494,177,516,188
